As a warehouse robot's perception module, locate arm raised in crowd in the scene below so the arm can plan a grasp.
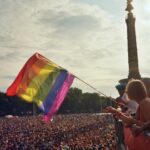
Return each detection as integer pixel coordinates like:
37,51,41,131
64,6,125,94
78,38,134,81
104,106,140,126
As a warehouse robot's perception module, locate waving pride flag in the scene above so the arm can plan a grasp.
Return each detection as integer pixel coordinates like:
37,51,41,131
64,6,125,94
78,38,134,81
6,53,74,121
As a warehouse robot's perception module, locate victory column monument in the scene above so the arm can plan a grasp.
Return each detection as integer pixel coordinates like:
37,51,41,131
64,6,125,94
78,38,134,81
118,0,150,95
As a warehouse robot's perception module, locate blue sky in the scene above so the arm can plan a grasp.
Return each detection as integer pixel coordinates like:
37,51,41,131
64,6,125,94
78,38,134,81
0,0,150,98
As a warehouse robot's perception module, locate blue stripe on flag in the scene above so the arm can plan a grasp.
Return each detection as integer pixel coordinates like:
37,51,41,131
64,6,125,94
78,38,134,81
41,71,68,114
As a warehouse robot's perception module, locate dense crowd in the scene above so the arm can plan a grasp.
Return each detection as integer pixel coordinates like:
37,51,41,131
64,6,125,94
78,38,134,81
0,114,117,150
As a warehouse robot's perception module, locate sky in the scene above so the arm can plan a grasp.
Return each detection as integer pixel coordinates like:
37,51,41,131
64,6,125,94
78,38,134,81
0,0,150,98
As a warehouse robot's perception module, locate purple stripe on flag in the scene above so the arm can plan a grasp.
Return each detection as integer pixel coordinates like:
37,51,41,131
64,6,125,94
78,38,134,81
44,74,74,121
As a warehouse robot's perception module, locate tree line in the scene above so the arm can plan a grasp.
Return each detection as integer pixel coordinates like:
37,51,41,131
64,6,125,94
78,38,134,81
0,87,115,116
59,88,115,113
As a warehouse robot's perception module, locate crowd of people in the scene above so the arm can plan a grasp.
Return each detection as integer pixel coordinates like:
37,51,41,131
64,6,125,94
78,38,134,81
2,79,149,150
0,114,117,150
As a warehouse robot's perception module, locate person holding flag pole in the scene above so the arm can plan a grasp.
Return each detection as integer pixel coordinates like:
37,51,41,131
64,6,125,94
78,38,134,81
105,79,150,150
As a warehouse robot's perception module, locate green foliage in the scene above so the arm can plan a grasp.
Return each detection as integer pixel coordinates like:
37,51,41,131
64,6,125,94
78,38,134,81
0,92,40,116
0,88,115,116
59,87,115,114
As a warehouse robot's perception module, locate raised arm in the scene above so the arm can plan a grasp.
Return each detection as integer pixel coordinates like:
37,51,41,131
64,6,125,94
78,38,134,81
105,106,139,125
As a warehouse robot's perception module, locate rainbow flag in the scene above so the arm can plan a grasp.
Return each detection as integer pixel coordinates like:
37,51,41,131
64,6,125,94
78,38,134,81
7,53,74,120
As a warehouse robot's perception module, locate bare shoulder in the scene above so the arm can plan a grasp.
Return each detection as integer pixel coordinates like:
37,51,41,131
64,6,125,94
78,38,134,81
140,97,150,111
140,98,150,121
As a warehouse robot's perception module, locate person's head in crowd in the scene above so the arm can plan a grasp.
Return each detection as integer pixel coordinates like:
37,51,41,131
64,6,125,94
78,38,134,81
115,83,128,111
125,79,148,103
115,83,126,97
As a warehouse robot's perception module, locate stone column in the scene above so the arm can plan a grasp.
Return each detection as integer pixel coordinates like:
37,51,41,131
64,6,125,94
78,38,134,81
126,0,141,79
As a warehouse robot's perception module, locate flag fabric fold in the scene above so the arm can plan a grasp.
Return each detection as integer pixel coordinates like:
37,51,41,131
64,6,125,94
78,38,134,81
7,52,74,120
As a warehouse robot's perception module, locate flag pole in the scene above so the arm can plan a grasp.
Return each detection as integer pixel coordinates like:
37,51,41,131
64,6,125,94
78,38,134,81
38,54,117,104
74,75,117,104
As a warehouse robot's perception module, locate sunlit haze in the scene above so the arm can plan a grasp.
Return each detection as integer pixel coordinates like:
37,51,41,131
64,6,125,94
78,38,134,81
0,0,150,98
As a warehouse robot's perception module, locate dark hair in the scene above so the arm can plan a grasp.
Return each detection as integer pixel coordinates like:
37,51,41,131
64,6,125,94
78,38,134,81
125,79,148,101
115,84,126,91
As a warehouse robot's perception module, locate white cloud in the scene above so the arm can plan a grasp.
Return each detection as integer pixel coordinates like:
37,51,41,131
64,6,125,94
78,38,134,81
0,0,149,98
